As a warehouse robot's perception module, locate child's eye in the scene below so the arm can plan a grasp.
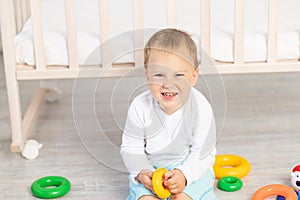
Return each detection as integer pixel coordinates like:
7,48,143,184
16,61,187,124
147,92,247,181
154,73,163,77
175,74,184,77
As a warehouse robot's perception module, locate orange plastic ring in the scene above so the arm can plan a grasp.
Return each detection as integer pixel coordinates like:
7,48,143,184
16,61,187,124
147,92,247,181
252,184,297,200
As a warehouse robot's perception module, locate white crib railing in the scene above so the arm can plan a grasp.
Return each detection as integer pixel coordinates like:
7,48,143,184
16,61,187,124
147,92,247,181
9,0,300,80
12,0,300,70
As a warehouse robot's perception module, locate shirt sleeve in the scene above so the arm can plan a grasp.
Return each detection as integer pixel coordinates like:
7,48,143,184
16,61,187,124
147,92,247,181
120,102,155,178
175,107,217,186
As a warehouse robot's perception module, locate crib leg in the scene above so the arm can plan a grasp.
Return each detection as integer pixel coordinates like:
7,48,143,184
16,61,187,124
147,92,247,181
6,80,23,152
1,0,23,152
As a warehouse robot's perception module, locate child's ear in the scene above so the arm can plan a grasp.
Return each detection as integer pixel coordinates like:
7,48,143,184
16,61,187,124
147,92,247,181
191,68,199,86
145,70,150,82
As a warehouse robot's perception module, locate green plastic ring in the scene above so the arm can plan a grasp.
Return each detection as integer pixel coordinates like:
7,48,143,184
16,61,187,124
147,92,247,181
218,176,243,192
31,176,71,199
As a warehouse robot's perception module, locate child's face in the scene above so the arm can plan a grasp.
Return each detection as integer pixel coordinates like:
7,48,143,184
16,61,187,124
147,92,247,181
145,50,199,115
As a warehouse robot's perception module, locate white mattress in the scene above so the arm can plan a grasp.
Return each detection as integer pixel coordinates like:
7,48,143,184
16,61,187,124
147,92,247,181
15,0,300,66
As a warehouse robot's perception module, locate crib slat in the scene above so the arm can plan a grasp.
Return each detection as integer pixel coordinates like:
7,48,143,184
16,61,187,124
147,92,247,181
30,0,46,70
200,0,211,66
234,0,244,64
64,0,79,69
98,0,111,68
27,0,31,16
10,0,17,36
267,0,278,63
167,0,177,28
21,0,28,25
98,0,110,42
132,0,144,67
15,0,23,32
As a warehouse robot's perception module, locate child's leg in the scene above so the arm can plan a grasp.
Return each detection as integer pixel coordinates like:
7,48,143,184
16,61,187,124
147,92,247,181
126,176,158,200
170,193,192,200
201,188,216,200
182,170,216,200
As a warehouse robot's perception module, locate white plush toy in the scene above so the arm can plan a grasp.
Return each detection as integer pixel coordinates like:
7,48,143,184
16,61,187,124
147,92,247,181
291,165,300,192
21,139,43,160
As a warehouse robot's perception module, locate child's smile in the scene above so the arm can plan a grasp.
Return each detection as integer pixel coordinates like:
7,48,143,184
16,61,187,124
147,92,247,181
161,91,178,101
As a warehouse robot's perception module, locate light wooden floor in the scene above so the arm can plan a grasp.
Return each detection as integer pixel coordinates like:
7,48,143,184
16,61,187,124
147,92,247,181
1,52,300,199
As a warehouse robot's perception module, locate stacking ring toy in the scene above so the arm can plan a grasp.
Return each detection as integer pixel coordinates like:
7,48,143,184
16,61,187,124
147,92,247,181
31,176,71,199
213,154,251,179
277,190,300,200
252,184,297,200
218,176,243,192
152,168,171,198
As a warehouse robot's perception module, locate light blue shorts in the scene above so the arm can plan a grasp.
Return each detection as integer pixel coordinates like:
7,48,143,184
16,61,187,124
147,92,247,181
126,169,216,200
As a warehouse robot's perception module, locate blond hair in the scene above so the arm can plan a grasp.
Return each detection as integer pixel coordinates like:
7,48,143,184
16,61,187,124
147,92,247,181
144,28,198,69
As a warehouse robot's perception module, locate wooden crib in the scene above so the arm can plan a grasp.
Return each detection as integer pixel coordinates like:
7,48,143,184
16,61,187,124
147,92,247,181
1,0,299,152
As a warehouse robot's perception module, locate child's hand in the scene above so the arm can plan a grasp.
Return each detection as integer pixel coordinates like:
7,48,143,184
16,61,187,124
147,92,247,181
136,170,154,191
163,169,187,194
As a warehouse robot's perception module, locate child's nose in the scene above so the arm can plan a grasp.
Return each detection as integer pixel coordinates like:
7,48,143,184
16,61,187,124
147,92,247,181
163,78,175,89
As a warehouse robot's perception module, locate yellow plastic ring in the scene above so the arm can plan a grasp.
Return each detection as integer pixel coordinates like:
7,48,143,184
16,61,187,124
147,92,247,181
213,154,251,179
152,168,171,198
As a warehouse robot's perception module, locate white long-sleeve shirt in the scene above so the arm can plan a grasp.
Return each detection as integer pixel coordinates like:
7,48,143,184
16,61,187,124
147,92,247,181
120,88,216,186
